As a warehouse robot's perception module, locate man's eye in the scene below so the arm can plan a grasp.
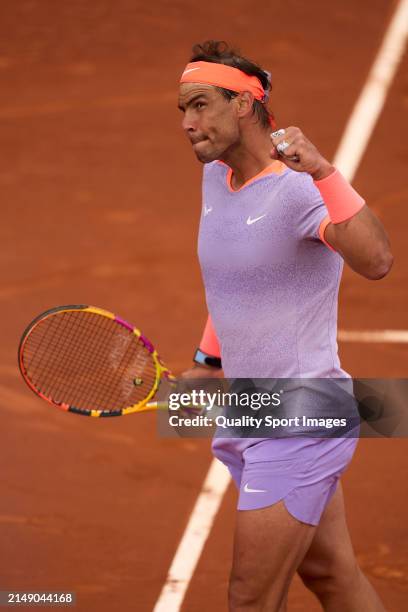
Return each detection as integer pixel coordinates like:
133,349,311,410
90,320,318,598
195,102,205,110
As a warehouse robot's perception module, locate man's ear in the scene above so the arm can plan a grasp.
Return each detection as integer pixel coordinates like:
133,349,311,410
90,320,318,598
236,91,254,118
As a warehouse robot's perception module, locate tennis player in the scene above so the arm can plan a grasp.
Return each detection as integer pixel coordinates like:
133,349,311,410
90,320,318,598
178,41,391,611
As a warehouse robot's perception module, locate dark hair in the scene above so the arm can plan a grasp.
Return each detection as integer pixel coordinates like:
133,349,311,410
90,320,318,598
190,40,275,129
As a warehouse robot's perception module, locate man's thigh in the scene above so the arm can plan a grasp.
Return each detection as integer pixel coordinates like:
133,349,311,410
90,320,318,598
230,500,316,609
297,481,358,583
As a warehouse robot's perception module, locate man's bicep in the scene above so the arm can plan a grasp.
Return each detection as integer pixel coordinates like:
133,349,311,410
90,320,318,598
322,205,369,254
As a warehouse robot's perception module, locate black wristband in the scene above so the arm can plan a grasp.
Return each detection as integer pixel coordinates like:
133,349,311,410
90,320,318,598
193,348,222,369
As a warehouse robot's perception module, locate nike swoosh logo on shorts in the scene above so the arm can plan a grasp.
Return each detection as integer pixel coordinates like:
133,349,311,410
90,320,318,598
183,67,200,75
204,206,212,216
243,482,267,493
246,214,266,225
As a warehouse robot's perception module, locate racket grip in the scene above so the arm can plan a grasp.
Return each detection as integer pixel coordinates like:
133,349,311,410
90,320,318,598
143,400,169,411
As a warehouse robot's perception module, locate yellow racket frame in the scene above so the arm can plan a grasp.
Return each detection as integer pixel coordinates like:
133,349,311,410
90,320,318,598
18,305,177,417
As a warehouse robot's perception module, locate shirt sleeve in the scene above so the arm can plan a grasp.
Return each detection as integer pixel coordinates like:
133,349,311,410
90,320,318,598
291,172,330,241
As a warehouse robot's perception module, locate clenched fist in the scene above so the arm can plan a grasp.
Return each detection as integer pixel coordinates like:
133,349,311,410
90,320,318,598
270,126,335,181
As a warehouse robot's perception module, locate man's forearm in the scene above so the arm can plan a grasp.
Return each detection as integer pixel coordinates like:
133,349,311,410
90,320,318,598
311,164,393,280
325,206,393,279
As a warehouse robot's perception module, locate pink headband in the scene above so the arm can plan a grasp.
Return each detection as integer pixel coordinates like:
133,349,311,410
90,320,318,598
180,61,267,102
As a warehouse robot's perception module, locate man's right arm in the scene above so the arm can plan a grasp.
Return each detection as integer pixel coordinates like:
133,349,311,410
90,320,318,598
182,315,223,379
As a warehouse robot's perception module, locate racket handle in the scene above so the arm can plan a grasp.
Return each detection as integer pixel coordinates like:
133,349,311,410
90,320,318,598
141,400,169,412
143,400,209,414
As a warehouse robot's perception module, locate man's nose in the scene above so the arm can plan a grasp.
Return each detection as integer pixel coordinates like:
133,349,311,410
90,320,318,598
182,113,197,134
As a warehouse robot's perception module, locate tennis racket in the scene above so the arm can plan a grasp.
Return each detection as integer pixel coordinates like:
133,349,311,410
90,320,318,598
18,305,176,417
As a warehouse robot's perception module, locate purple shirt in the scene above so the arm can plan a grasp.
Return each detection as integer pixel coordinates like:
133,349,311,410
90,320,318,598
198,160,348,379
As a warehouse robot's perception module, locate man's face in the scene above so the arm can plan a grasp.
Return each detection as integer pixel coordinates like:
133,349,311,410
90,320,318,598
178,83,240,163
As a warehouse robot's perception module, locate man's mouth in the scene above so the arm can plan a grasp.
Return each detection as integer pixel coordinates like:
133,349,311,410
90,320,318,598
191,137,208,146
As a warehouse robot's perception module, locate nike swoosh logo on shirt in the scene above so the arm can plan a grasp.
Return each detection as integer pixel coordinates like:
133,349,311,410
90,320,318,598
243,482,267,493
246,214,266,225
204,206,213,216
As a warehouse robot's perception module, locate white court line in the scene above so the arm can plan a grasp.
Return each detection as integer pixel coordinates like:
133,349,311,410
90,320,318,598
338,329,408,343
334,0,408,181
153,460,230,612
153,2,408,610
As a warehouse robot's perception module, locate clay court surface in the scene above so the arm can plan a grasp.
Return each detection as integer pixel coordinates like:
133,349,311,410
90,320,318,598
1,0,407,610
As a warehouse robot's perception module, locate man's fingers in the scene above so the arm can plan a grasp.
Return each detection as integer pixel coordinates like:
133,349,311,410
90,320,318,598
271,127,309,164
282,152,300,163
271,128,286,139
276,140,291,155
271,130,295,159
274,139,299,162
270,126,301,148
271,129,293,160
279,142,300,161
270,126,328,174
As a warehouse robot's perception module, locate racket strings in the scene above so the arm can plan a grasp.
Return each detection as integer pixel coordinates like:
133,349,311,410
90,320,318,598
79,323,157,410
27,309,72,390
55,315,123,408
22,310,158,412
25,315,156,411
30,314,92,399
101,338,156,408
59,315,131,407
26,314,118,404
24,313,107,405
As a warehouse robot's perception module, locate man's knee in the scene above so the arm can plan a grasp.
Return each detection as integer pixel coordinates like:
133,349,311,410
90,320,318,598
298,553,361,598
229,572,262,610
228,571,286,612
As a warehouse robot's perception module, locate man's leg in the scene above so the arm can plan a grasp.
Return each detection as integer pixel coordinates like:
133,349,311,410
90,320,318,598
228,499,316,611
297,482,386,611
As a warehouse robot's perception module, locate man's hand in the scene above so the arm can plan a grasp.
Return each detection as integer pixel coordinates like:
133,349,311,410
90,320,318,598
270,126,334,180
180,364,224,379
270,127,392,280
176,364,224,418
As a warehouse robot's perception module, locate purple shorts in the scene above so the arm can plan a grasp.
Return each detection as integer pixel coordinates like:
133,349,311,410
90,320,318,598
212,436,359,526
